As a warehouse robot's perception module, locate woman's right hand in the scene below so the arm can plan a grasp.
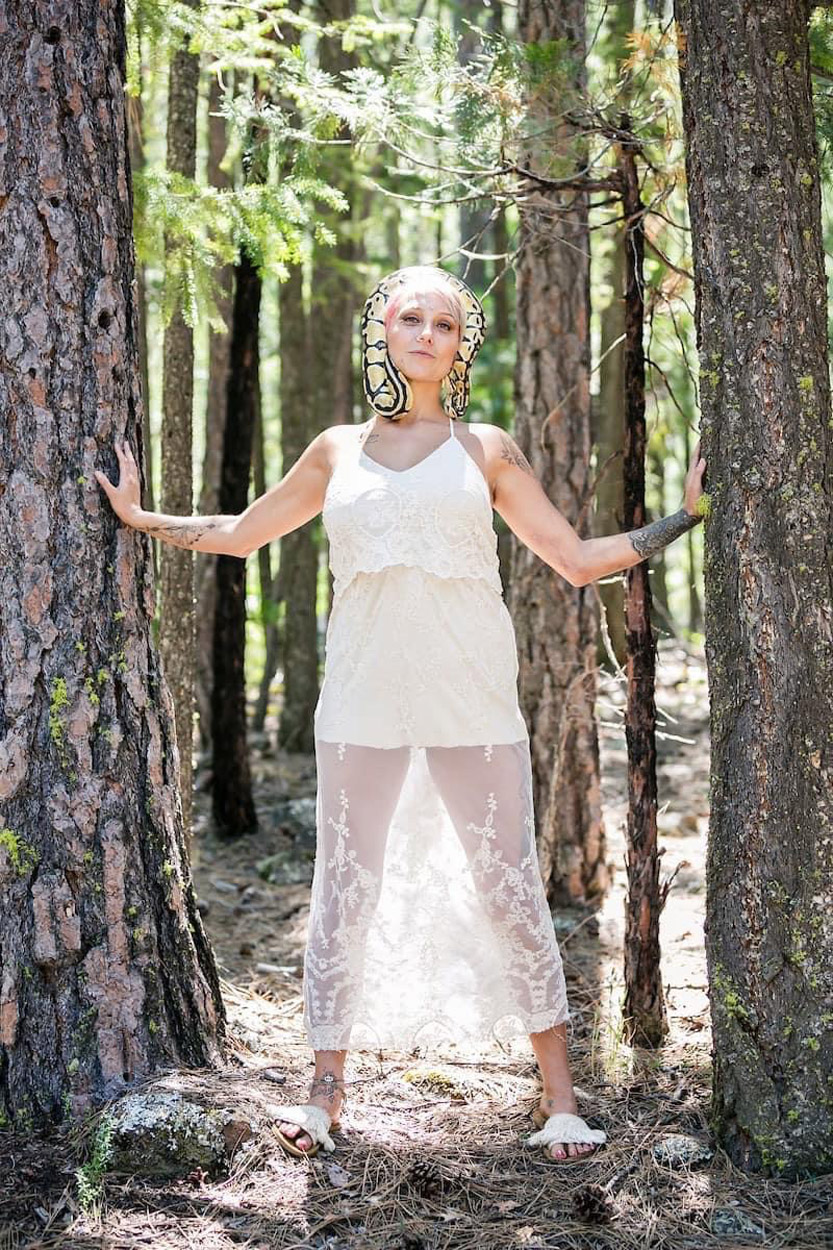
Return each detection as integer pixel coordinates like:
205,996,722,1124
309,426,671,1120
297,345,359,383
94,439,142,524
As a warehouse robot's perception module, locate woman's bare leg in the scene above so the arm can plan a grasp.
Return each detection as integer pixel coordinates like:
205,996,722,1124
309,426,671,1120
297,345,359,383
281,741,410,1151
278,1051,347,1153
529,1023,594,1160
425,742,592,1161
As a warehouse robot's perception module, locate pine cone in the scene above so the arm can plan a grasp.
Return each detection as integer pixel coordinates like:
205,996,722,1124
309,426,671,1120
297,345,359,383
405,1158,443,1197
572,1182,614,1224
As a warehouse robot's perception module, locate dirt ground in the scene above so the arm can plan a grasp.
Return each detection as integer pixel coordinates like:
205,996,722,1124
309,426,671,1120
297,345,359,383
2,638,832,1249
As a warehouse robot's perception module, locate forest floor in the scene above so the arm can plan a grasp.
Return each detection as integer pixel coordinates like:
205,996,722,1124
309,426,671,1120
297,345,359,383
3,638,832,1249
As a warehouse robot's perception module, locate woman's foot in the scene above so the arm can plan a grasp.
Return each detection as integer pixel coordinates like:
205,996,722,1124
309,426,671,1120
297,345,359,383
536,1091,597,1161
277,1072,345,1153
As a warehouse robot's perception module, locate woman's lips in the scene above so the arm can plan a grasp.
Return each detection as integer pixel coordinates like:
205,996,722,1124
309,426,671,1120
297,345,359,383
411,350,435,357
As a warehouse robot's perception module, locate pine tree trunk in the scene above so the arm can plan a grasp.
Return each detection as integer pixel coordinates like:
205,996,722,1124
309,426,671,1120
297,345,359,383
275,0,358,754
274,265,316,753
0,0,225,1125
512,0,608,906
211,253,259,835
675,0,833,1175
196,73,235,756
619,121,668,1048
593,0,633,672
160,0,200,838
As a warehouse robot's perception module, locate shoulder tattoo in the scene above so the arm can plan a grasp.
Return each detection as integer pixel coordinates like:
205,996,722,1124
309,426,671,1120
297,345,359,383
498,432,535,476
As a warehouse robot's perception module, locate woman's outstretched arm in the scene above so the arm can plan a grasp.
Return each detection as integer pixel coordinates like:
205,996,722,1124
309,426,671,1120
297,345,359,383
488,428,706,588
95,432,332,556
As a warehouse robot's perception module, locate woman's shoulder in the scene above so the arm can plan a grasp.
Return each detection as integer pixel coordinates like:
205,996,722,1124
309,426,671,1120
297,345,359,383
458,421,523,460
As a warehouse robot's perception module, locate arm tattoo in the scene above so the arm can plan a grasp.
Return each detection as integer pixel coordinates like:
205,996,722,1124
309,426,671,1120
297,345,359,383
140,518,221,550
499,433,535,476
627,507,700,559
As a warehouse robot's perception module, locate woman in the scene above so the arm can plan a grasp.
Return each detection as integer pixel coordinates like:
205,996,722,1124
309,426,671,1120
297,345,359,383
96,265,706,1165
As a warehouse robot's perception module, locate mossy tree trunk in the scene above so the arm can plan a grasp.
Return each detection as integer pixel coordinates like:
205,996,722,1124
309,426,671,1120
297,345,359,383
675,0,833,1176
0,0,225,1127
511,0,609,907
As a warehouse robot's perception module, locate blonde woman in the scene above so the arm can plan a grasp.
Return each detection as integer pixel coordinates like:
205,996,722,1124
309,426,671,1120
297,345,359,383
96,264,705,1164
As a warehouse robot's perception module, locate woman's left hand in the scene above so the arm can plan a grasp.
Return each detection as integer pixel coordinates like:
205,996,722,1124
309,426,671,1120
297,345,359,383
682,438,706,518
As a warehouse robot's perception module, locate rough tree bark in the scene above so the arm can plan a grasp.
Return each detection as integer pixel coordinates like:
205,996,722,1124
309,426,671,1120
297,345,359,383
160,0,200,838
675,0,833,1175
511,0,609,907
211,251,260,835
0,0,225,1126
619,118,668,1048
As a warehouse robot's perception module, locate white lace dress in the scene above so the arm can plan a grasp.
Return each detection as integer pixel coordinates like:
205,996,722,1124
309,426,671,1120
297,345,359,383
305,415,570,1052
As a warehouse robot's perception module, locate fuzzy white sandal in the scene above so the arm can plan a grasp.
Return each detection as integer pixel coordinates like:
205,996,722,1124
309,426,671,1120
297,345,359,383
268,1103,338,1158
526,1111,606,1164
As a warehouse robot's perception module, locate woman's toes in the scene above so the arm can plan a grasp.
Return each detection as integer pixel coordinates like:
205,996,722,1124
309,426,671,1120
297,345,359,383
280,1122,312,1151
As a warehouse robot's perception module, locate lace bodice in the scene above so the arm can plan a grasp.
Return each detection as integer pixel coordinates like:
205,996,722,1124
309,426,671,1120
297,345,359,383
322,417,503,603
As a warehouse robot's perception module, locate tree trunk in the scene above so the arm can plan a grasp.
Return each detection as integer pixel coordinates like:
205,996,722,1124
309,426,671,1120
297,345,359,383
0,0,224,1126
647,431,670,620
511,0,608,907
160,0,200,839
211,253,260,835
274,0,359,754
619,118,668,1048
593,0,633,672
126,94,156,553
683,417,703,634
252,392,281,734
675,0,833,1175
196,73,235,756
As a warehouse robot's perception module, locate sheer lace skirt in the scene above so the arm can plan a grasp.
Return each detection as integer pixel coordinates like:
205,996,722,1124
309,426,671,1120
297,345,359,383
304,565,571,1052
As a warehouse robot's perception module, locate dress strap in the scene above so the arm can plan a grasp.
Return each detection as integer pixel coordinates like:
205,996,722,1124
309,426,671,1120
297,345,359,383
447,415,455,440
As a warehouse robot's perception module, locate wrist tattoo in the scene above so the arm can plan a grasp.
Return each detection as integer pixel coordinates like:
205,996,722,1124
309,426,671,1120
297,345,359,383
627,507,700,559
141,518,219,549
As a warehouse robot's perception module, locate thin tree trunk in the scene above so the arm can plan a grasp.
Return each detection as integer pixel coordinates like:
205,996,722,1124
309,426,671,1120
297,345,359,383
275,0,359,754
196,73,235,756
160,3,200,837
252,393,281,733
619,116,668,1048
211,253,260,835
647,433,670,619
0,0,224,1124
682,418,703,633
511,0,608,907
595,227,627,668
676,0,833,1175
593,0,634,671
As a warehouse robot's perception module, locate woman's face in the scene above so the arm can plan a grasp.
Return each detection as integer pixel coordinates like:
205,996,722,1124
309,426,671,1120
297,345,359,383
385,288,461,385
